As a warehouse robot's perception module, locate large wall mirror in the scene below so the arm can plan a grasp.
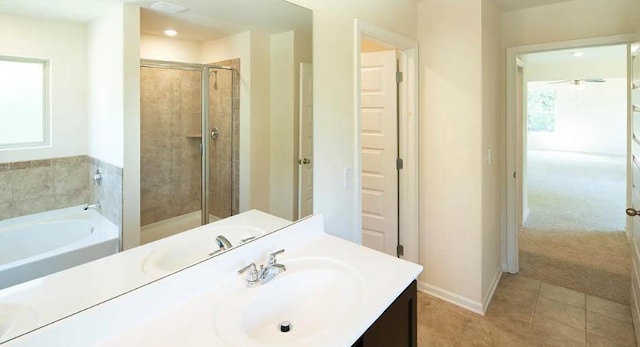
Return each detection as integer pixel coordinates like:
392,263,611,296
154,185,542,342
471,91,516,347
0,0,312,342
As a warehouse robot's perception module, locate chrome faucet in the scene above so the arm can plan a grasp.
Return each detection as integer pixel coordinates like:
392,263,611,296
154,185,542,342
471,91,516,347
83,202,101,211
209,235,233,256
238,249,286,287
216,235,233,249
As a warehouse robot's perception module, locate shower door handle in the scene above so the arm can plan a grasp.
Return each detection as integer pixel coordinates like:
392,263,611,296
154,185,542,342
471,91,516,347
211,127,219,141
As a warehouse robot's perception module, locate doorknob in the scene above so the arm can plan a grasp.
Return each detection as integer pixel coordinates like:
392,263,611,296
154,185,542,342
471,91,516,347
626,208,640,217
298,158,311,165
211,127,219,141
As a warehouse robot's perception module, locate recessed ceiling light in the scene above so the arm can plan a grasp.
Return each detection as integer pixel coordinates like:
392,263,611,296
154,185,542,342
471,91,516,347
164,29,178,37
571,51,584,57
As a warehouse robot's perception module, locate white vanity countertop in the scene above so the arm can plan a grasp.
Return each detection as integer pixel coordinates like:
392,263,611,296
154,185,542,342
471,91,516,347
0,210,290,342
2,214,423,347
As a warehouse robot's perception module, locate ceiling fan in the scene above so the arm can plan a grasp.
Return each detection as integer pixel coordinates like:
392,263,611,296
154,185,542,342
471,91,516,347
548,78,606,85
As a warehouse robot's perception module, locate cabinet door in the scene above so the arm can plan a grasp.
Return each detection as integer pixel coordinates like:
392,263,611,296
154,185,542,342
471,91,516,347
353,280,417,347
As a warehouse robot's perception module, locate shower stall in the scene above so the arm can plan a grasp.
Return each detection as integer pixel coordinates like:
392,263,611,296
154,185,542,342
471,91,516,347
139,60,239,243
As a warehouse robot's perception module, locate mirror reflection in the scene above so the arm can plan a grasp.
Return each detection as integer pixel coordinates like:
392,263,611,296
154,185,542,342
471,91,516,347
0,0,311,342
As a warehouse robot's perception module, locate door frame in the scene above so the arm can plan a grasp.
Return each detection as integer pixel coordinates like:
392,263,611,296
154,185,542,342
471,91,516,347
354,19,419,264
504,33,640,273
298,62,313,218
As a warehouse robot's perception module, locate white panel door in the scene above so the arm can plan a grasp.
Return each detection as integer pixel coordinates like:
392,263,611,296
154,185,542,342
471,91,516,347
360,51,398,256
298,63,313,218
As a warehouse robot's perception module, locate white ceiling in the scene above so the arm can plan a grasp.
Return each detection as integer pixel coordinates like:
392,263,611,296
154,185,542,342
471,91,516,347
415,0,578,12
0,0,312,42
523,45,627,64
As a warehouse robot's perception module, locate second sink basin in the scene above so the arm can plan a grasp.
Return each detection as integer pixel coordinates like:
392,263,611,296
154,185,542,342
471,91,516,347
142,226,267,277
213,256,365,347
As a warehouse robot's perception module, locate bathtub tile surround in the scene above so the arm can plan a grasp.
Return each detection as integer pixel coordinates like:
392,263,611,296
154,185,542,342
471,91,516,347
89,157,123,230
0,156,90,220
0,155,123,231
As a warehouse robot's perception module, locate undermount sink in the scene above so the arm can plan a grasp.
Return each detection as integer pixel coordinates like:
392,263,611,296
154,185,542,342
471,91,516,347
0,304,39,341
213,256,365,347
142,226,267,277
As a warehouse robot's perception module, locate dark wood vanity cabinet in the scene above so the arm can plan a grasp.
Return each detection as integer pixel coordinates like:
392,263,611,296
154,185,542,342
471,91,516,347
352,280,417,347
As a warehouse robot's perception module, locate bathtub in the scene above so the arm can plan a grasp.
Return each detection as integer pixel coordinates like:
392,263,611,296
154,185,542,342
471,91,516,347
0,206,119,290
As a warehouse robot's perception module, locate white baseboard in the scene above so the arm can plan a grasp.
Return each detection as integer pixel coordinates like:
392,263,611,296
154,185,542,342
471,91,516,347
417,270,503,316
418,281,484,315
482,268,503,314
522,207,530,224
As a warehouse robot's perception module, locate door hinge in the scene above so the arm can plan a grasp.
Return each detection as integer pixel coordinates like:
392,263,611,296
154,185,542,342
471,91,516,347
397,244,404,257
513,171,516,179
396,71,403,84
396,158,404,170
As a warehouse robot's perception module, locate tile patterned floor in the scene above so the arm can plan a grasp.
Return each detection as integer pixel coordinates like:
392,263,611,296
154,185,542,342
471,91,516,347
417,274,636,346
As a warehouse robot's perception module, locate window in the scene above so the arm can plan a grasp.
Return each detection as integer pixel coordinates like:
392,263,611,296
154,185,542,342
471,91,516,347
0,56,49,149
527,84,557,132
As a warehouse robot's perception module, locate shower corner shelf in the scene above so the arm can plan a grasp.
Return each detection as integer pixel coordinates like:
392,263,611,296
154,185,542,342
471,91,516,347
186,134,202,138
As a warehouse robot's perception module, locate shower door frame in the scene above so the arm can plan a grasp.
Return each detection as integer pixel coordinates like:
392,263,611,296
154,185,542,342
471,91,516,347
140,59,235,226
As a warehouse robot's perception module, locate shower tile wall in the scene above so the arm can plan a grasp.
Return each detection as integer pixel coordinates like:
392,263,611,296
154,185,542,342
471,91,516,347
0,156,90,220
89,157,123,230
140,67,202,226
208,59,240,218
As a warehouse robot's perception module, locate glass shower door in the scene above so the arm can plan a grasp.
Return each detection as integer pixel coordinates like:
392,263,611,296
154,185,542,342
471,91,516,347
206,66,235,222
140,64,203,243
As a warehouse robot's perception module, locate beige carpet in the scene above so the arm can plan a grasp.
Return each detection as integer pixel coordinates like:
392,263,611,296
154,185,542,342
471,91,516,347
519,228,631,304
521,150,631,305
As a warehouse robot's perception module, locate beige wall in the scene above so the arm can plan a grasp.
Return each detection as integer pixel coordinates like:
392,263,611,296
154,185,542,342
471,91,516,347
249,31,272,213
139,34,201,63
481,0,503,304
418,0,484,306
415,0,502,311
87,4,139,249
87,5,125,168
270,31,296,220
284,0,417,240
501,0,640,47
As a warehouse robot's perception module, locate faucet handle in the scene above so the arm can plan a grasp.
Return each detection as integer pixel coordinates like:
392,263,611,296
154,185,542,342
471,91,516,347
238,262,259,286
267,249,285,265
238,262,257,275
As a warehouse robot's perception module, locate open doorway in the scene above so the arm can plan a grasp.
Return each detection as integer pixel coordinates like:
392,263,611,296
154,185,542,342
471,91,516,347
517,45,631,304
354,20,419,263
